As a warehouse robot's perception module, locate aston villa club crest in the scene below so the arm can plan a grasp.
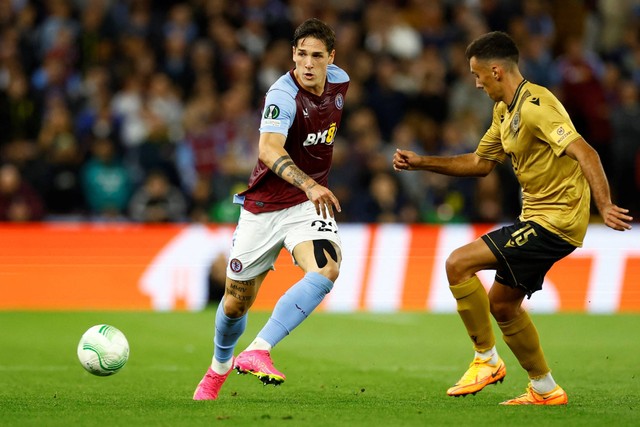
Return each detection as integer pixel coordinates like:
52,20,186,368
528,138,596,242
230,258,243,273
335,93,344,110
511,111,520,133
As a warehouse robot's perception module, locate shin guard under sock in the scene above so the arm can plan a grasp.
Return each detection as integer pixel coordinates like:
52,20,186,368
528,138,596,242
498,311,550,378
257,272,333,347
213,300,247,363
450,275,495,352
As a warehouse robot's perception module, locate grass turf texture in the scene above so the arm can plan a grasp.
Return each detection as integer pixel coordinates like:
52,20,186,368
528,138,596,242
0,310,638,427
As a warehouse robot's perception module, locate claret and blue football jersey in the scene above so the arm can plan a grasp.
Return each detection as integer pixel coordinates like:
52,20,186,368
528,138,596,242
235,64,349,213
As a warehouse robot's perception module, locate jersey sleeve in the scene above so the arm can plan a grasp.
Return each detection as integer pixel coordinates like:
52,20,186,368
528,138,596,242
475,104,507,163
259,88,296,136
524,96,582,157
327,64,350,83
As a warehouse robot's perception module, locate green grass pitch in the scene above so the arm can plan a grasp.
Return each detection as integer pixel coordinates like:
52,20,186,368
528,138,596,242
0,310,638,426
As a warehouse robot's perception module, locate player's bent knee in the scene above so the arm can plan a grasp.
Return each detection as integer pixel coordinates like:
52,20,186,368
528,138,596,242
311,240,340,281
489,299,519,322
222,299,250,318
222,293,252,318
317,262,340,283
306,261,340,283
445,249,466,282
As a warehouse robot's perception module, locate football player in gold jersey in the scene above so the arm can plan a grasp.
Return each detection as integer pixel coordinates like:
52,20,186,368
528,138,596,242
393,31,632,405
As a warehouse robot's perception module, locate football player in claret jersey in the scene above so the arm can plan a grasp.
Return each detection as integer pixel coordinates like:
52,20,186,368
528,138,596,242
393,31,632,405
194,18,349,400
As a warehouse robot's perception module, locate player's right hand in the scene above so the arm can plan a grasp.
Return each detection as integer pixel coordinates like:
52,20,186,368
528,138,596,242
393,149,419,171
306,183,341,219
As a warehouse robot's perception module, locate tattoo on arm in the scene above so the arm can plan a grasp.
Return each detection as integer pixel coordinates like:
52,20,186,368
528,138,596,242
271,154,312,189
286,167,312,188
305,182,317,197
272,155,295,177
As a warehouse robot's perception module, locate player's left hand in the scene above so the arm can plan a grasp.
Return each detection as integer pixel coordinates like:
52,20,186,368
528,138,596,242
601,203,633,231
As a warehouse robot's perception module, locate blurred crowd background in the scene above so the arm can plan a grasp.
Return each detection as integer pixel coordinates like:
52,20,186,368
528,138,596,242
1,0,639,224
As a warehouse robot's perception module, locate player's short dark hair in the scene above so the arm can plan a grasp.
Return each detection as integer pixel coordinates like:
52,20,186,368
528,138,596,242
465,31,519,64
292,18,336,53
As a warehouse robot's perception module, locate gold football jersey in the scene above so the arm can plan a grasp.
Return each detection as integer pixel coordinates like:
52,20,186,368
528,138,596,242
475,80,590,247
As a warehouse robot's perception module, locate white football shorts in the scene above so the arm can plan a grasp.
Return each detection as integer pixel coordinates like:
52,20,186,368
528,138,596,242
226,200,342,280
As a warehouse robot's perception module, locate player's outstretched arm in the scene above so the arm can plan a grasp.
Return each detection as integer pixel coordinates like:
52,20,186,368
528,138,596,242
565,138,633,231
259,132,341,219
392,149,423,171
393,149,496,177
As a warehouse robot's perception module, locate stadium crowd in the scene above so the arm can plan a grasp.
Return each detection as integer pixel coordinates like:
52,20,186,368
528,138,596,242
0,0,639,224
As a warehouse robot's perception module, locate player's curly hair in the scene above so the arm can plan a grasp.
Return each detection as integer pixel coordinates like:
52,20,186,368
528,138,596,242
292,18,336,53
465,31,519,65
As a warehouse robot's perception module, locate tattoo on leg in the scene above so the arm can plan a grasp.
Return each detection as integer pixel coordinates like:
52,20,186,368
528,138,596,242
229,283,246,293
227,288,253,302
234,279,256,287
226,279,256,302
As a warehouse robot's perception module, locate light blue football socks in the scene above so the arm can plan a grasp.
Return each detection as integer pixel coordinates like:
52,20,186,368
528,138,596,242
213,299,247,364
256,272,334,347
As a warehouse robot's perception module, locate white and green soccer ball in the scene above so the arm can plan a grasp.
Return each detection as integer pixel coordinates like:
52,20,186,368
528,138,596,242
77,324,129,376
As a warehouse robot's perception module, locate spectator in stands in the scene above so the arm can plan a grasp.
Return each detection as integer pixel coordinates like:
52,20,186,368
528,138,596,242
0,163,44,221
128,169,187,223
610,79,640,219
0,0,635,224
350,171,416,223
186,174,215,223
81,137,131,219
39,132,86,218
74,66,121,149
553,35,612,173
0,71,41,145
519,34,555,87
136,72,183,186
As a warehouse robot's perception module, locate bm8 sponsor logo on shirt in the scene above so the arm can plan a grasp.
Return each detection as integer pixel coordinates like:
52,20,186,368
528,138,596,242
303,122,337,146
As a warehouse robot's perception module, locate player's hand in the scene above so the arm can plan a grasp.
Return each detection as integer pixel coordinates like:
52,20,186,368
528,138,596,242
306,183,341,219
601,203,633,231
393,149,420,171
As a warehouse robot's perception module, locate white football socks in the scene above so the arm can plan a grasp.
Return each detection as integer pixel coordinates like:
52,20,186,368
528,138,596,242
531,372,557,394
473,346,557,394
211,337,273,374
245,337,272,352
475,346,499,365
211,358,233,375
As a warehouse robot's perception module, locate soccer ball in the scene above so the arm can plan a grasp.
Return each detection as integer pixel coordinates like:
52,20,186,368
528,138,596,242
77,324,129,376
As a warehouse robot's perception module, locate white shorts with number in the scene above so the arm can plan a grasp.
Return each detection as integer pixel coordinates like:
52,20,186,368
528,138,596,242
226,200,342,280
